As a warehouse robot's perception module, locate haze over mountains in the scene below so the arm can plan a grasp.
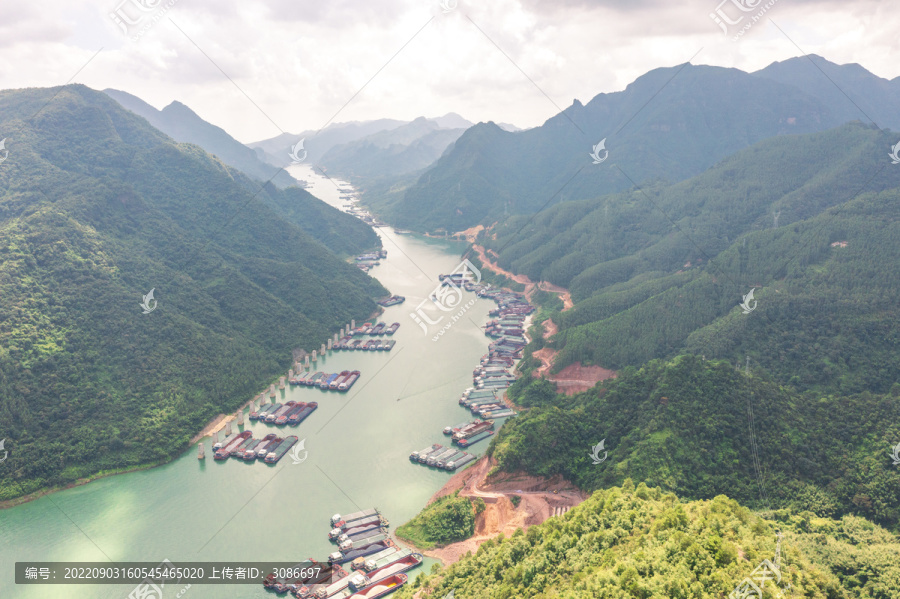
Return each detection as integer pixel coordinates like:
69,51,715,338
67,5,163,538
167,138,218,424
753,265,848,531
248,112,515,172
366,55,900,232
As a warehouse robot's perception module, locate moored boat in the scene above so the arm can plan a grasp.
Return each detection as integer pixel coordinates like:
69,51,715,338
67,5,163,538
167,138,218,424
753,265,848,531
339,371,361,391
264,435,298,463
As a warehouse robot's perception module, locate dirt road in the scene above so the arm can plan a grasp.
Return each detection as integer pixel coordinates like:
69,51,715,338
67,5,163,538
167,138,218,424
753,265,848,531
412,456,587,565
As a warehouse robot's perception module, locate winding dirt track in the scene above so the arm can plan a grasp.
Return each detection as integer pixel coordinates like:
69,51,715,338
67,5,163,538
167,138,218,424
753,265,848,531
407,456,587,566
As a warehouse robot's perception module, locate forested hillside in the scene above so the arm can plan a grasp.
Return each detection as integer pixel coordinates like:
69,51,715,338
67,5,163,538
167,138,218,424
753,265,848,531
103,88,298,189
397,484,900,598
496,357,900,530
0,85,385,500
368,57,898,232
481,123,900,393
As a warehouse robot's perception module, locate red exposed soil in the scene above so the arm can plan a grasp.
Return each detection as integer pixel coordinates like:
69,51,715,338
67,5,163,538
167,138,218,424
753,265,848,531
408,456,587,566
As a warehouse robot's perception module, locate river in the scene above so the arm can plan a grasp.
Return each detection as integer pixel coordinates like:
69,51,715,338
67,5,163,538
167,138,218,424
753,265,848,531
0,164,499,599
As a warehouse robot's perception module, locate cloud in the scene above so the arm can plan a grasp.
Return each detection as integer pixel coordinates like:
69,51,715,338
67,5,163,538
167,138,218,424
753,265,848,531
0,0,897,142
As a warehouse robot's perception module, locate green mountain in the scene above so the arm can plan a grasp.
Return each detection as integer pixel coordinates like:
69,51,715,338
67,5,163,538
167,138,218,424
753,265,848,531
397,484,900,598
103,88,298,189
496,356,900,530
482,123,900,394
318,116,469,180
371,56,900,233
0,84,386,501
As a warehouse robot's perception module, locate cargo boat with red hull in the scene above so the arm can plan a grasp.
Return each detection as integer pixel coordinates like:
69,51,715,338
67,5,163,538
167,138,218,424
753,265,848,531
263,435,298,463
276,402,305,425
240,439,261,460
214,431,251,459
329,371,351,390
266,401,294,423
355,554,423,590
345,573,408,598
385,322,400,335
288,402,318,425
230,436,256,458
339,371,360,391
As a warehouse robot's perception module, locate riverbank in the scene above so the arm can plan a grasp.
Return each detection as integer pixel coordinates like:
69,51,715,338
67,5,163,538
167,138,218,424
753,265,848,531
0,462,165,510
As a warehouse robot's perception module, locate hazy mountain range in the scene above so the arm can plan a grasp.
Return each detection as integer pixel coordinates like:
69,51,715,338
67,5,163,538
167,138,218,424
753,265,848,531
365,55,900,232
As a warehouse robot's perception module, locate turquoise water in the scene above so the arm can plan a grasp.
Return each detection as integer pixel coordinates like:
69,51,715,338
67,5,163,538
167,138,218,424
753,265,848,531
0,166,500,598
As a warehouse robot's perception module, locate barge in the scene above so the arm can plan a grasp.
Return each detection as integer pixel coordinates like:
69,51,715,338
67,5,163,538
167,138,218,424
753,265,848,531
339,371,361,391
410,444,441,461
435,450,464,469
288,402,318,425
385,322,400,335
416,444,445,464
214,431,252,459
456,429,495,448
446,453,476,470
353,547,398,571
376,295,405,307
344,573,407,599
332,508,381,528
263,435,298,463
255,435,282,459
329,541,392,565
452,420,494,441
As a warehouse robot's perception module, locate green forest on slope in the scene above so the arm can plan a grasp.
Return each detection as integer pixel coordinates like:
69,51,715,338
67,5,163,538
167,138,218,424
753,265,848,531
496,357,900,531
397,484,900,599
480,124,900,395
0,85,385,500
396,491,481,550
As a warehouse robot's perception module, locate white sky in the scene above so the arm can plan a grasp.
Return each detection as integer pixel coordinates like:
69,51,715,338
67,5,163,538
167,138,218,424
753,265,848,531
1,0,897,143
